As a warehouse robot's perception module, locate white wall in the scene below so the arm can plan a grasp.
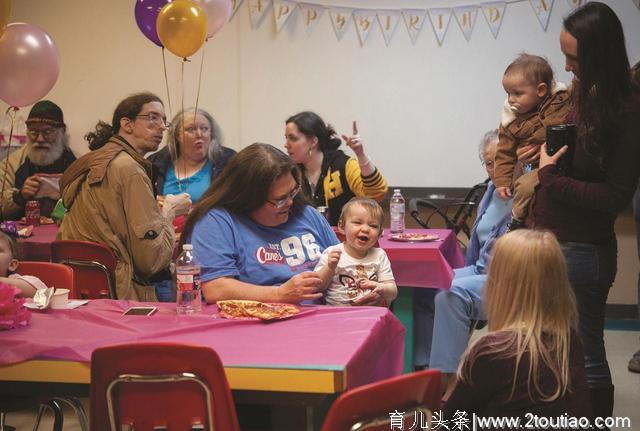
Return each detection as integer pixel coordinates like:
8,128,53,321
2,0,639,187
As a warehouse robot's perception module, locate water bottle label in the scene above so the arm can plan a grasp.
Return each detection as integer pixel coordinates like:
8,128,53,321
176,274,200,291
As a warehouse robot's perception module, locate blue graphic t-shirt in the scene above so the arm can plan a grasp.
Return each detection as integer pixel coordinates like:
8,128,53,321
163,160,212,203
189,205,339,286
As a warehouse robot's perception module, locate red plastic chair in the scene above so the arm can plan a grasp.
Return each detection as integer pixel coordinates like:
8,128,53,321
90,343,240,431
51,240,117,299
321,369,442,431
16,261,74,293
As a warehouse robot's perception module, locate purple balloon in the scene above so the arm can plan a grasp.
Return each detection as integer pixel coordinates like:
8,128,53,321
134,0,168,47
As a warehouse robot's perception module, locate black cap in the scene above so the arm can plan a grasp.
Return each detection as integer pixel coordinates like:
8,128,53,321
25,100,65,128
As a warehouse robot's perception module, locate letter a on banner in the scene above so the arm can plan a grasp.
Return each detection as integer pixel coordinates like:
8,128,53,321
402,9,427,45
329,7,353,41
248,0,272,29
481,2,505,39
529,0,554,31
230,0,245,20
353,10,376,46
454,6,477,41
377,10,401,46
299,3,324,35
273,0,297,32
428,8,452,46
566,0,585,9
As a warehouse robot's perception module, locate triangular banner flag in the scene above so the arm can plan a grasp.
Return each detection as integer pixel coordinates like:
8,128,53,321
329,7,353,41
353,10,376,46
298,3,324,35
273,0,297,32
230,0,245,20
428,8,452,46
565,0,585,9
402,9,428,45
454,6,477,41
481,2,505,39
248,0,272,29
377,10,401,46
529,0,554,31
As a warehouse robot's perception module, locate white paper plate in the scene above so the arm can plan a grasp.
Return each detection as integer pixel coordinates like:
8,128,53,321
23,299,89,310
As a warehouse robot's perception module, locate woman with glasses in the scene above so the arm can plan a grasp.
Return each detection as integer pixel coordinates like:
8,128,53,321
148,108,235,203
284,112,387,226
58,92,177,301
180,143,339,304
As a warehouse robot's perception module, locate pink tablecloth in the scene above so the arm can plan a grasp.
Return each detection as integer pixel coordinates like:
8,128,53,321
0,299,405,390
379,229,465,289
17,224,58,261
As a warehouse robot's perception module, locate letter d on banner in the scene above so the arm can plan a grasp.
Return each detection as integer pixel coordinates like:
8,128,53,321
481,1,506,39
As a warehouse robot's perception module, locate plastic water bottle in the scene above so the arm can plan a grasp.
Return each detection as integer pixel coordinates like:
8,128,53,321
390,189,405,234
175,244,202,314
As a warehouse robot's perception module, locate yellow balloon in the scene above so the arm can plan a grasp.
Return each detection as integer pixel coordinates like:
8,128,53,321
157,0,208,58
0,0,11,38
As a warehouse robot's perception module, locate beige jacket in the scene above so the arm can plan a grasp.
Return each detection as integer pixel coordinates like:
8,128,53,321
0,145,29,219
58,136,174,300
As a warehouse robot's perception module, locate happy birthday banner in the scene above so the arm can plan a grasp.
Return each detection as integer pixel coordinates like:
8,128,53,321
228,0,639,46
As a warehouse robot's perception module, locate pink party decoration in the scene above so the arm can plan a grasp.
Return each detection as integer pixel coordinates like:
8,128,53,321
0,282,31,330
194,0,232,39
0,22,60,108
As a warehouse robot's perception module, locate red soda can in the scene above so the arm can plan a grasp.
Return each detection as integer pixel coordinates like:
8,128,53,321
25,200,41,226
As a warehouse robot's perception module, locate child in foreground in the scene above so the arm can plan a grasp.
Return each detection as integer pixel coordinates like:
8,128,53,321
494,53,570,230
0,231,47,297
314,198,397,306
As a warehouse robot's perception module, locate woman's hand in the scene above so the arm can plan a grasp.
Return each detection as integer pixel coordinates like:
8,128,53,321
539,143,568,169
516,144,542,164
278,271,323,303
342,121,366,159
352,283,387,307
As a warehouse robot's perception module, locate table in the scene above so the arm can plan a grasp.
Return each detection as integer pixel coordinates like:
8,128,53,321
17,223,57,261
0,299,404,428
378,228,465,372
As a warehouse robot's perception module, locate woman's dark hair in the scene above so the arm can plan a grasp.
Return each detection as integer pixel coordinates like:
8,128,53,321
85,92,163,150
563,2,630,159
181,143,306,245
286,111,342,153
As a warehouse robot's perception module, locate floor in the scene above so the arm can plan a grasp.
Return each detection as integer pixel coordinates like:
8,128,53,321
5,327,640,431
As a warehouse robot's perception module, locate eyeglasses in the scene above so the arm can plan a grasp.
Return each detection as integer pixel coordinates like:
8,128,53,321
27,128,58,140
481,160,495,169
135,113,171,129
183,125,211,136
266,185,301,209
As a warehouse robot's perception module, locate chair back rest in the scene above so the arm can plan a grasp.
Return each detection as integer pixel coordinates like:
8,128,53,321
15,261,74,293
90,343,240,431
321,369,441,431
51,240,117,299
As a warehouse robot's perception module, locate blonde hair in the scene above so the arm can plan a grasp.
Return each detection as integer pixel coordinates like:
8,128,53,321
459,230,577,402
338,198,384,231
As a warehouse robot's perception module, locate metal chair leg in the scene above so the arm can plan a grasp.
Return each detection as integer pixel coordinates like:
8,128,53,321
47,399,64,431
31,404,48,431
52,397,88,431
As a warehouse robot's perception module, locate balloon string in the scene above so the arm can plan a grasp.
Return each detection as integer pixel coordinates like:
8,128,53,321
177,59,186,193
194,41,206,115
1,107,19,221
162,48,173,120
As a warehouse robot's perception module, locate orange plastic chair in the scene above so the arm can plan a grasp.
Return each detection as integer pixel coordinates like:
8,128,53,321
51,240,117,299
90,343,240,431
321,369,442,431
16,261,74,293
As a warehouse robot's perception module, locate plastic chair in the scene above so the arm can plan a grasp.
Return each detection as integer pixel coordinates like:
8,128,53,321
409,180,489,241
16,261,74,292
320,369,442,431
51,240,117,299
90,343,240,431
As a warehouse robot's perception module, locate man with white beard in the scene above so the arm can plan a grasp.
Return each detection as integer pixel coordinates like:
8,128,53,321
0,100,76,220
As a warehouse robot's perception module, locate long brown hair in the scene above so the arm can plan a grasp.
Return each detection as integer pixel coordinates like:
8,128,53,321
563,2,630,162
180,143,306,245
459,230,577,402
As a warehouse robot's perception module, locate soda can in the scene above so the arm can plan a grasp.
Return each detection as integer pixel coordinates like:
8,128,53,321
25,200,41,226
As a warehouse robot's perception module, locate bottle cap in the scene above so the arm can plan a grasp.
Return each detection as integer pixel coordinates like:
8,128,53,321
182,244,193,251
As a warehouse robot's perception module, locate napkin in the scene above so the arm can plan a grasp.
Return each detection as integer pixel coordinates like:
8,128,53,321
33,287,54,309
35,174,62,200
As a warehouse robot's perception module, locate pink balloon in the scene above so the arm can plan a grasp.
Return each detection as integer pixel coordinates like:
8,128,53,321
194,0,232,39
0,23,60,108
